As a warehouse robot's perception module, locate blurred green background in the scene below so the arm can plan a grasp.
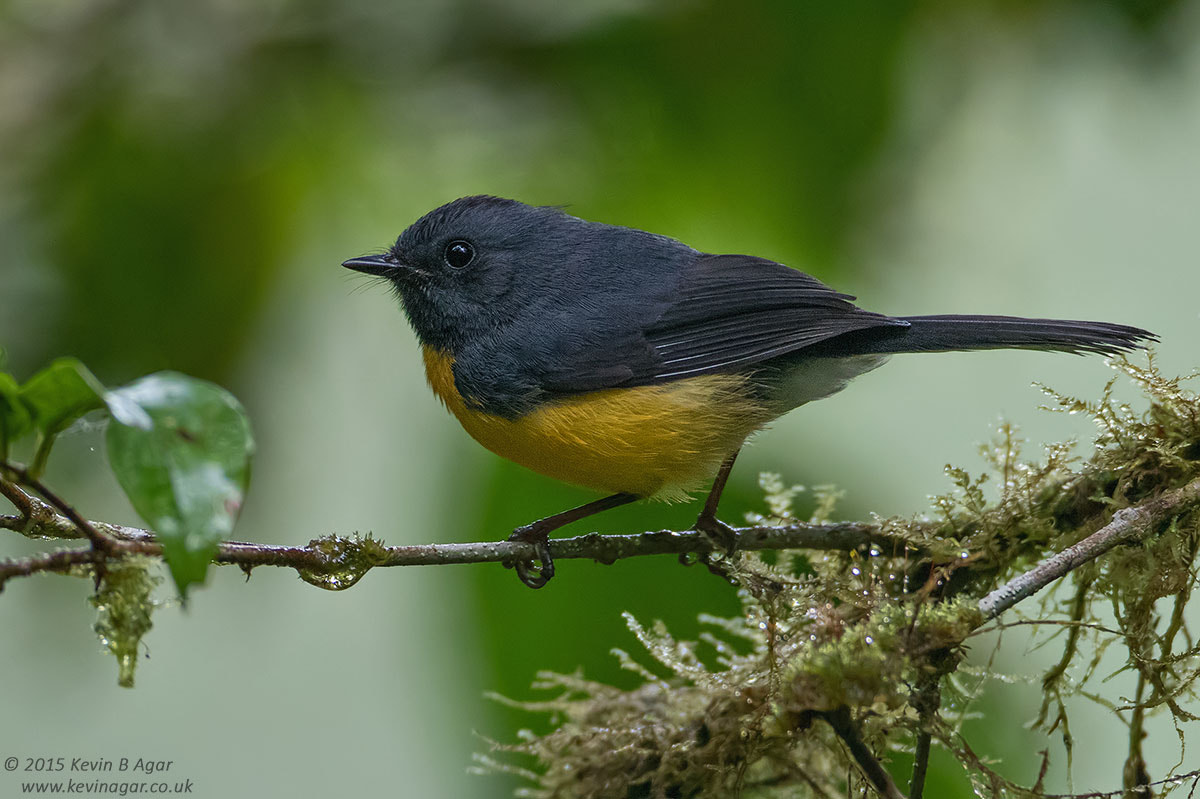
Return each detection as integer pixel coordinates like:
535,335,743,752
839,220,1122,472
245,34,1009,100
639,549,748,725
2,0,1198,796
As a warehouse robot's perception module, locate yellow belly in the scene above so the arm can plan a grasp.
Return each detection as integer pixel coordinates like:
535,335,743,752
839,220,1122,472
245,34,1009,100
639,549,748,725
422,347,771,500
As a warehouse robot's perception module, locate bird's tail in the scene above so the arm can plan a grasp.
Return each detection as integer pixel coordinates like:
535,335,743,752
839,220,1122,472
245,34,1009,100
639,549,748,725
821,314,1156,357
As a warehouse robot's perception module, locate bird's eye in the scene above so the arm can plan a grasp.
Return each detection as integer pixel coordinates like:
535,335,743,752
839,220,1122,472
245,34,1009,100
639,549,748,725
444,240,475,269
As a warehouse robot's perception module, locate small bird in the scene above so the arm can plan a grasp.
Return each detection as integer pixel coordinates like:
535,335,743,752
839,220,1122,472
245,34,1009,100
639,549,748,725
344,195,1154,588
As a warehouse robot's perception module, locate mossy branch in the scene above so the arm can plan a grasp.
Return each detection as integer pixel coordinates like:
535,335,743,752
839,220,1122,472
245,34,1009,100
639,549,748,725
4,356,1200,798
979,476,1200,619
0,483,917,590
471,356,1200,799
6,473,1197,616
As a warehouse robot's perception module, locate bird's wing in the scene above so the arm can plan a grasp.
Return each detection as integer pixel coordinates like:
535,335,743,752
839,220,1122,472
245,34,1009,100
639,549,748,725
533,253,903,396
638,254,904,381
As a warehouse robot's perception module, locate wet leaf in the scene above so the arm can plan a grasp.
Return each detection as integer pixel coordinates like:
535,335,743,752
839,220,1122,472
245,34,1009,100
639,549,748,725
18,357,107,436
105,372,254,598
17,358,107,476
0,372,30,457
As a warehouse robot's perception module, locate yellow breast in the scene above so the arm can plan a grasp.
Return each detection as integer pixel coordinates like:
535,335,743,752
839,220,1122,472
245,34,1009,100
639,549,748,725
422,347,771,500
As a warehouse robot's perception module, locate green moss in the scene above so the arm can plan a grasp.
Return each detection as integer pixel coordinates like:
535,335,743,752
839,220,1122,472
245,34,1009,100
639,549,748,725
296,533,390,590
89,557,162,688
479,357,1200,797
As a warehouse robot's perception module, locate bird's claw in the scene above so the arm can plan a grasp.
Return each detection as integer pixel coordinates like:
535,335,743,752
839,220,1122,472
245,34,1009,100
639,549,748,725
507,524,555,589
693,514,739,559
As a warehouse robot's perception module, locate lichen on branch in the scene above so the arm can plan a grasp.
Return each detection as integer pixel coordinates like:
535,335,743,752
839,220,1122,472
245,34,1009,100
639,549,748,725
475,357,1200,798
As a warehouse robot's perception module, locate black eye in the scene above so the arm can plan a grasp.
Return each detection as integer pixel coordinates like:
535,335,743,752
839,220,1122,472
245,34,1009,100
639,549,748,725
444,240,475,269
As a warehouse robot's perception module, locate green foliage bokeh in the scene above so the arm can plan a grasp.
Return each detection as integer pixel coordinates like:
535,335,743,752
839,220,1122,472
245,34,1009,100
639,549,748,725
1,1,1193,796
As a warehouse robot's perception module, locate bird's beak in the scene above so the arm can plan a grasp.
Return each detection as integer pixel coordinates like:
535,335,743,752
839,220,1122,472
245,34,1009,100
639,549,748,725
342,254,401,277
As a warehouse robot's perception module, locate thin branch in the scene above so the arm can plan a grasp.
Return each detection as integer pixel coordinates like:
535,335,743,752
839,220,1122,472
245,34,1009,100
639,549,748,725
910,730,932,799
0,548,105,582
909,676,942,799
1030,770,1200,799
937,718,1200,799
1,464,114,553
972,618,1129,639
0,475,34,523
6,474,1200,606
818,706,906,799
0,524,909,575
1125,671,1152,799
978,477,1200,620
1,477,921,587
0,493,153,543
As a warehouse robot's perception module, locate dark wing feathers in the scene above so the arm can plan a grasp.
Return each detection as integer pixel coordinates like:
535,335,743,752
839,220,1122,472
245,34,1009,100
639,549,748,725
529,253,902,396
641,254,904,380
650,312,899,378
481,251,1151,415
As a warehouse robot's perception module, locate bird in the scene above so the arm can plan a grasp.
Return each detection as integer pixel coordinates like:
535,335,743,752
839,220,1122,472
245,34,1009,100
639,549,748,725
343,195,1155,588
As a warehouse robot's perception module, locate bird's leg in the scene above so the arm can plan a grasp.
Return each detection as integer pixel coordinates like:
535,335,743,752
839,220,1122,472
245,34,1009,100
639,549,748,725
508,492,639,589
693,449,741,555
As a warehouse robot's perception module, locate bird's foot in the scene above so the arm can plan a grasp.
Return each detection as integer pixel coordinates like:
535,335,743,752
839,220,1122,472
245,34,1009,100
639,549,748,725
507,523,555,589
693,512,739,559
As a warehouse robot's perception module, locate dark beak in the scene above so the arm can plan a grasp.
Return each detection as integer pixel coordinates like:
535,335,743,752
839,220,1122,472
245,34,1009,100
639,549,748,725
342,254,400,277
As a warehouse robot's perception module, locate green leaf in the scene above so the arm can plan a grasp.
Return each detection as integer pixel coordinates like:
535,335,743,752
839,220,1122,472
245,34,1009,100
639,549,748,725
0,372,31,458
19,357,107,434
18,358,107,475
105,372,254,598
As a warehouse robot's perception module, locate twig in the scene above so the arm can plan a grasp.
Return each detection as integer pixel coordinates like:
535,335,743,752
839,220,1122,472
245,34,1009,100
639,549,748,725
1,464,114,553
1,477,921,587
978,477,1200,620
910,730,932,799
7,473,1200,603
938,718,1200,798
0,548,106,583
1034,574,1095,732
1125,671,1152,799
1,463,119,587
0,525,909,582
819,706,906,799
909,676,942,799
0,493,154,543
0,475,34,523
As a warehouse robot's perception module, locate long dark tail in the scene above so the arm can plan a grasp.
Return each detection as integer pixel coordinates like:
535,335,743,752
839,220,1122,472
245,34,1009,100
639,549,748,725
822,314,1156,357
